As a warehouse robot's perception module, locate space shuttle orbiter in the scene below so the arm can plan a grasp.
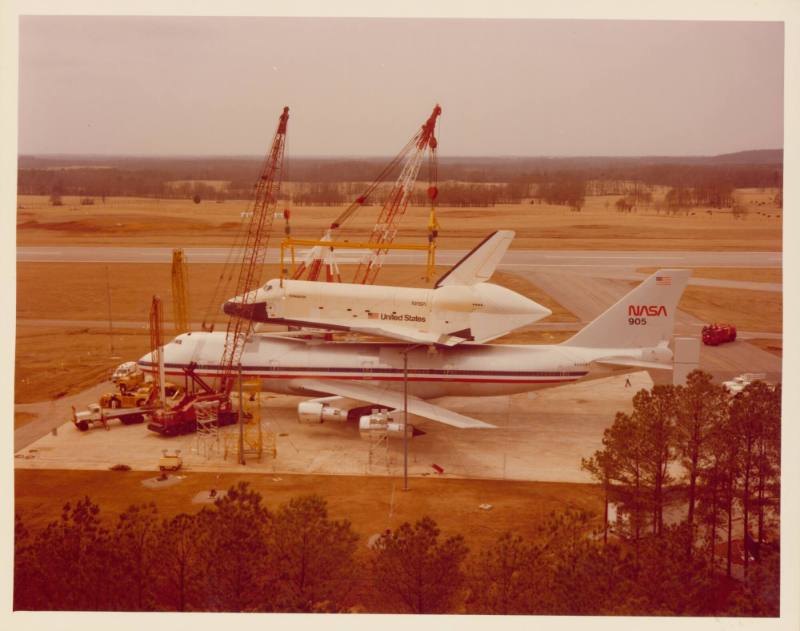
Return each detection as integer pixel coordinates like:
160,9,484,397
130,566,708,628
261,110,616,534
223,231,552,346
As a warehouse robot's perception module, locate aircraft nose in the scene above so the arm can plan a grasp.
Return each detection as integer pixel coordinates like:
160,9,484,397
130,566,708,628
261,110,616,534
222,299,269,322
137,350,155,372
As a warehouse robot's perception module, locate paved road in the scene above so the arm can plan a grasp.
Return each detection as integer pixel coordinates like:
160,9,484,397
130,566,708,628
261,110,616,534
14,381,114,453
18,246,782,268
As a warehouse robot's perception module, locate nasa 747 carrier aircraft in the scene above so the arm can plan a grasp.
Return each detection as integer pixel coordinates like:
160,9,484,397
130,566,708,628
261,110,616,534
139,269,690,433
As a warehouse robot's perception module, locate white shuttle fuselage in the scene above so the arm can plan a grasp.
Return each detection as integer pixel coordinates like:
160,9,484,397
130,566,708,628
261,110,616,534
223,231,551,346
226,279,551,346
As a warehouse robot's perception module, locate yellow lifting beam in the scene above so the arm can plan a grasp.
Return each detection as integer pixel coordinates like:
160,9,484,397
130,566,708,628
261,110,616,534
280,237,436,283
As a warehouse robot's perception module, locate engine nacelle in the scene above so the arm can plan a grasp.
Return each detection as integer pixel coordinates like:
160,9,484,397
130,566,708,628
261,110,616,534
358,409,412,439
297,400,349,424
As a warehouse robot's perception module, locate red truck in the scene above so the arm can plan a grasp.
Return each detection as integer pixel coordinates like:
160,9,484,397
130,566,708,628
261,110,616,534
147,393,238,437
702,323,737,346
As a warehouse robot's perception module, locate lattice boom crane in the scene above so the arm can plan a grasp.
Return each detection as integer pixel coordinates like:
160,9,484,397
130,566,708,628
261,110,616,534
217,106,290,394
291,104,441,284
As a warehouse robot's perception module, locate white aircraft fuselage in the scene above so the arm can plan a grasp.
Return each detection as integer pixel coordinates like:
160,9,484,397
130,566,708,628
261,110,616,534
139,268,689,430
142,331,668,400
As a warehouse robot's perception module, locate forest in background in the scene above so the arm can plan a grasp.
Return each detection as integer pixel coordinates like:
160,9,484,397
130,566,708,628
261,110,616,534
18,150,783,210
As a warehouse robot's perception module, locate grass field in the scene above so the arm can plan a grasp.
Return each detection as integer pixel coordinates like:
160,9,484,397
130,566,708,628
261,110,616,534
748,338,782,357
679,286,782,333
17,190,782,251
14,469,603,551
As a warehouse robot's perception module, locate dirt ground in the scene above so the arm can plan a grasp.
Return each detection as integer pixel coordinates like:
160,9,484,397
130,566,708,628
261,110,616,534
17,190,782,251
14,468,603,551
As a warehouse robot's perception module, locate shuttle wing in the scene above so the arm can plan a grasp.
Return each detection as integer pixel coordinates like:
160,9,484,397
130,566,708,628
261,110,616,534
293,379,496,429
269,318,471,346
344,323,468,346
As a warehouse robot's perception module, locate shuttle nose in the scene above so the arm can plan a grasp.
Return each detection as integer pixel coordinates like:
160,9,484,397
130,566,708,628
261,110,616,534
222,299,269,322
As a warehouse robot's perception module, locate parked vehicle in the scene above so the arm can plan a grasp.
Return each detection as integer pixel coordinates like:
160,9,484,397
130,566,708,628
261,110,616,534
71,403,150,431
147,393,238,437
702,323,737,346
111,361,146,394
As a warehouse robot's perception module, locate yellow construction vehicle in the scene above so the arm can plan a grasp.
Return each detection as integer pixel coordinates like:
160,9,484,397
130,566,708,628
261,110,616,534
111,361,146,394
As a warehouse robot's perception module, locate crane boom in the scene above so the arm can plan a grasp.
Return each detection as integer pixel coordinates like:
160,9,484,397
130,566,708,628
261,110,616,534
218,106,290,394
291,104,441,284
149,295,165,406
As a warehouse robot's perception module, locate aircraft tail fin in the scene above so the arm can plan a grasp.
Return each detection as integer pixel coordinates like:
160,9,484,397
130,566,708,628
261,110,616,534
561,269,690,348
435,230,514,288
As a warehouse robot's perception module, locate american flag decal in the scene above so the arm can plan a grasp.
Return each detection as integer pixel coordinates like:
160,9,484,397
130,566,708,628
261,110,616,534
656,276,672,286
368,312,380,320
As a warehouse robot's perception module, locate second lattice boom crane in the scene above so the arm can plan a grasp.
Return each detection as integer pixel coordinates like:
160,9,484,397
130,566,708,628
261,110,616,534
289,104,441,284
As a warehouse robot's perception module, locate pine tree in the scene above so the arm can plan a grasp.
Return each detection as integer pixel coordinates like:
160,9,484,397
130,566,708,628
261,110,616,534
371,516,468,613
268,495,359,612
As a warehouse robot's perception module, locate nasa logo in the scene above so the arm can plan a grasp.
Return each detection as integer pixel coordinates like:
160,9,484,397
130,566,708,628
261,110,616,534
628,305,668,317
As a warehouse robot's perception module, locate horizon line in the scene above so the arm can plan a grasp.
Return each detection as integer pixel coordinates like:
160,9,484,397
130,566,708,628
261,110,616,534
17,148,784,161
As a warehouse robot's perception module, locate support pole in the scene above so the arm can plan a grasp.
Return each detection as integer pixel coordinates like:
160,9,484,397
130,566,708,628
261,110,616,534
158,343,166,406
402,343,424,491
403,350,409,491
238,363,245,465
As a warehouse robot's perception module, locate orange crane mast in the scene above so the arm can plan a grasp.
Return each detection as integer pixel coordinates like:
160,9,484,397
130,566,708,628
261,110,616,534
217,106,290,395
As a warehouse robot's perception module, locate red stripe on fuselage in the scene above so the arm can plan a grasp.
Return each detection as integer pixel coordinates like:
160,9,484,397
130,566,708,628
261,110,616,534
150,368,580,385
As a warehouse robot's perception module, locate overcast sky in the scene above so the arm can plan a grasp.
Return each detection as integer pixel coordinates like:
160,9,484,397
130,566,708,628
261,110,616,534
18,17,784,157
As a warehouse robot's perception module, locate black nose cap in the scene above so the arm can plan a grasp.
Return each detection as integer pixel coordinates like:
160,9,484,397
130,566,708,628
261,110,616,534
222,300,269,322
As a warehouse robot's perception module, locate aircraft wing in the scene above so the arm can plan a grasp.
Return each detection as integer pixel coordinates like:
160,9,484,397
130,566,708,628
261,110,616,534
293,379,496,429
270,318,471,346
345,323,470,346
594,357,672,371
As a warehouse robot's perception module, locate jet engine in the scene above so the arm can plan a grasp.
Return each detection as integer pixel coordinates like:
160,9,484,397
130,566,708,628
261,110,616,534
358,409,412,439
297,398,349,424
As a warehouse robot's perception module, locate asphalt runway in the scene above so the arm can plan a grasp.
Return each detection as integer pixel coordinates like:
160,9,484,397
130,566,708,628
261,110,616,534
17,246,782,269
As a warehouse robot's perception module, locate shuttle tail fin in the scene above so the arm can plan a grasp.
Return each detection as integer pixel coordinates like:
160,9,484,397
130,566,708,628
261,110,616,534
435,230,514,288
561,269,690,349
